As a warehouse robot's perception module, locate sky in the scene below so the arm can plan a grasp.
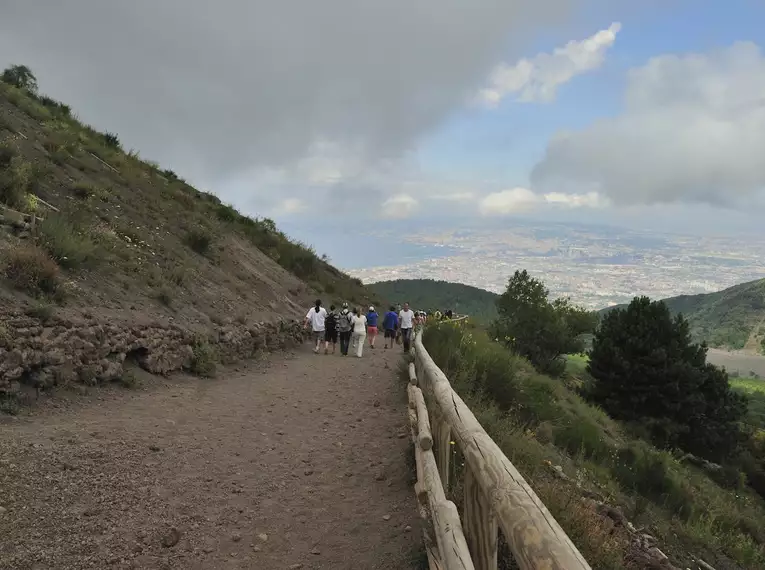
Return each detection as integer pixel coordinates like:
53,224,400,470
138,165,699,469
1,0,765,249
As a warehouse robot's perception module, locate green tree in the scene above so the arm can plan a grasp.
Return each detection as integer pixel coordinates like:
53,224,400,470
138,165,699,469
491,270,595,375
1,64,38,92
587,296,747,462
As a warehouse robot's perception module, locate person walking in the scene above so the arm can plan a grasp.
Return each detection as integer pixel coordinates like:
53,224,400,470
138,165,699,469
304,299,327,354
366,306,379,349
395,303,403,345
324,304,339,354
351,307,368,358
382,305,398,349
338,304,353,356
398,302,415,353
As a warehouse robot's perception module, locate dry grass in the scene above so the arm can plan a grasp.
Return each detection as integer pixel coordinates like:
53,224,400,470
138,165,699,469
3,244,59,294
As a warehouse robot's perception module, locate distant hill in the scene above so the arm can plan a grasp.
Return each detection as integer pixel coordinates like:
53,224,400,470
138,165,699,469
601,278,765,352
367,279,498,321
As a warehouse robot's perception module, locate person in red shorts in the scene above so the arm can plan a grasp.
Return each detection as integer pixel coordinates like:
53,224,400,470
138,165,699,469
366,306,379,349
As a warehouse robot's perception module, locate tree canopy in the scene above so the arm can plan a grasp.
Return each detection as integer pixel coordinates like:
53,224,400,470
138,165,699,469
491,270,596,375
1,64,38,92
587,296,747,462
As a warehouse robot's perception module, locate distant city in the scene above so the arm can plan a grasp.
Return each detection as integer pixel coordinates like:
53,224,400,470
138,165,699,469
339,221,765,309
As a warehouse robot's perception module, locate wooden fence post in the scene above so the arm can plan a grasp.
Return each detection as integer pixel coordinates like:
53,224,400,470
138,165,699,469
433,418,451,490
464,465,498,570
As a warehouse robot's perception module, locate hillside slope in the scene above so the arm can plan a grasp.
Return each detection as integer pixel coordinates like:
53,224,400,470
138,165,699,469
602,278,765,352
0,74,372,396
367,278,498,321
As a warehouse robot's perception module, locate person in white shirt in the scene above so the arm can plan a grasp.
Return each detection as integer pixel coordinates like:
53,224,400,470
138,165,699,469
304,299,328,354
351,307,368,358
398,302,415,353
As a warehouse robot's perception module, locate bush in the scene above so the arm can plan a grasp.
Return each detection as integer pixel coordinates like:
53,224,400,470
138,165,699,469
190,340,217,378
0,144,30,209
184,228,212,255
24,301,55,321
215,203,239,222
3,245,59,294
38,216,98,269
102,132,121,149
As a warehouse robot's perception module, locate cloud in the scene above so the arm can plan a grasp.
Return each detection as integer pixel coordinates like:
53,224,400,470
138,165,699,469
382,194,419,219
479,187,605,215
476,22,621,106
0,0,577,210
479,187,539,214
532,42,765,207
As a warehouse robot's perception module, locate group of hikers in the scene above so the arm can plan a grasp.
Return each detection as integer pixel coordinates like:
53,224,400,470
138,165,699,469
303,300,430,357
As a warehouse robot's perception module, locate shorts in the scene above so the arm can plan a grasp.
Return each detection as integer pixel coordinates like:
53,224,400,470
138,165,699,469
367,325,378,336
325,329,338,343
384,329,396,339
312,330,324,343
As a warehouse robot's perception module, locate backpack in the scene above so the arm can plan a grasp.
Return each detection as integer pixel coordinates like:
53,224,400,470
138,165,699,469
325,311,337,331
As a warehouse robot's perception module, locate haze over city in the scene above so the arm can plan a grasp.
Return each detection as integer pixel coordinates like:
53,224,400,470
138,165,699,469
3,0,764,298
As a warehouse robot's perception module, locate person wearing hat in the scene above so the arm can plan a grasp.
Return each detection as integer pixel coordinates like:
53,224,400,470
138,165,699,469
366,305,379,349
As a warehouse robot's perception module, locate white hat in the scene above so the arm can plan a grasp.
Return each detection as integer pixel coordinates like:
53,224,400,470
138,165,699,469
369,306,374,311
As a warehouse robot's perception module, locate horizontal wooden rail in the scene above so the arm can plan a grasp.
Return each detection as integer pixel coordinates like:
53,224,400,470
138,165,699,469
411,329,591,570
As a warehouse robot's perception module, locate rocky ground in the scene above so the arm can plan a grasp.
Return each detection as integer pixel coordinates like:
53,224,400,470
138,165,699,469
0,341,422,570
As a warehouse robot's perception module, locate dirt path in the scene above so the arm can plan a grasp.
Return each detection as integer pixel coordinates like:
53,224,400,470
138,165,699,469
0,342,422,570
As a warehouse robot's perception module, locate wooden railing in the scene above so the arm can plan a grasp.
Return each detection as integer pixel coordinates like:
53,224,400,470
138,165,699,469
407,329,591,570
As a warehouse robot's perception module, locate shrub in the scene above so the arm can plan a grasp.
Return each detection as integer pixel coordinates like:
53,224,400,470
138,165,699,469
0,145,30,209
37,216,98,269
184,228,212,255
70,181,106,201
3,245,59,293
215,203,239,222
190,340,217,378
24,301,55,321
102,132,121,149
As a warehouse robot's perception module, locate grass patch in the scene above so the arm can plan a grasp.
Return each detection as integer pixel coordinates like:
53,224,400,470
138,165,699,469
24,301,55,321
37,215,98,269
184,228,212,255
3,244,60,294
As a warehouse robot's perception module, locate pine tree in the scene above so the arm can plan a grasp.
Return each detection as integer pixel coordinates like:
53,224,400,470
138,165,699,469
588,296,746,461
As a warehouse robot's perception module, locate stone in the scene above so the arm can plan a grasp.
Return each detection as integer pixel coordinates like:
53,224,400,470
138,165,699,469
382,515,391,521
232,533,242,542
161,527,181,548
311,547,320,555
257,533,268,542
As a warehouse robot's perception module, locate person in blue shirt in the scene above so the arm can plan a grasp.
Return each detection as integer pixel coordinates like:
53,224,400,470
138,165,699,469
382,305,398,350
366,306,379,349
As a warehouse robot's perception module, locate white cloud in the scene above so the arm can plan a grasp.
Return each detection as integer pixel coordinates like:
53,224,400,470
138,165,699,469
532,42,765,207
476,22,621,106
382,194,419,218
479,187,606,215
479,187,539,215
544,191,605,208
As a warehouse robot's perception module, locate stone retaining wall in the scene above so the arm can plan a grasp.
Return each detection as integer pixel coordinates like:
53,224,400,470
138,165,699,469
0,312,305,394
